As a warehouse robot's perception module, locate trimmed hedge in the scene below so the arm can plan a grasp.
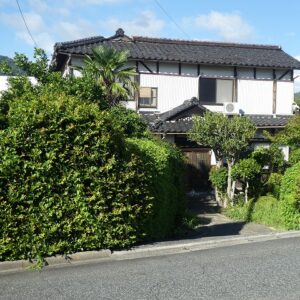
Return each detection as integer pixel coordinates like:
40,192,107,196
279,162,300,229
126,138,186,239
0,94,185,261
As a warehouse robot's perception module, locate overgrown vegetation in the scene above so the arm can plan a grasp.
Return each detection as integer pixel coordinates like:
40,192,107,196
0,48,186,261
223,116,300,230
189,112,256,207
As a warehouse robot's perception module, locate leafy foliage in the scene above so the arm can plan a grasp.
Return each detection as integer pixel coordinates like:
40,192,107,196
189,112,256,163
109,105,149,138
232,158,261,202
294,92,300,105
81,46,138,107
0,55,24,75
273,115,300,148
232,158,261,183
0,92,186,261
279,162,300,229
209,166,227,191
189,112,256,204
127,138,186,239
251,145,285,173
266,173,282,199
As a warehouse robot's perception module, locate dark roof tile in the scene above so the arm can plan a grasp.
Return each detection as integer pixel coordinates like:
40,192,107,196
53,29,300,69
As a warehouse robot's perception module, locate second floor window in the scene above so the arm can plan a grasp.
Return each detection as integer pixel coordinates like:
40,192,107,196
139,87,158,108
199,78,234,104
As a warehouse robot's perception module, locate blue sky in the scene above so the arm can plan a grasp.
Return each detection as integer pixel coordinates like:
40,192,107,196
1,0,300,89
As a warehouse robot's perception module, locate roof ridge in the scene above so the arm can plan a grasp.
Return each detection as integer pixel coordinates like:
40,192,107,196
132,36,281,50
55,35,105,49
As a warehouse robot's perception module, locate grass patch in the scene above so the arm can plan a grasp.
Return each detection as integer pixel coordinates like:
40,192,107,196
224,195,287,230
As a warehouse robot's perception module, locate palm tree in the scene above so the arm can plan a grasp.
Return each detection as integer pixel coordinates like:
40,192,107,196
83,46,137,107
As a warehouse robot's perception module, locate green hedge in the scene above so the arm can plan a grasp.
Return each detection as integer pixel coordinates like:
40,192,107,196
279,162,300,229
126,138,186,239
0,94,185,261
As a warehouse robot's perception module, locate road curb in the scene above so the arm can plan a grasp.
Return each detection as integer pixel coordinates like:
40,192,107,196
111,231,300,259
0,250,112,273
0,231,299,273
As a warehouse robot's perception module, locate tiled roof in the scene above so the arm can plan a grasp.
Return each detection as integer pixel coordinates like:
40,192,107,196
142,98,293,133
53,29,300,69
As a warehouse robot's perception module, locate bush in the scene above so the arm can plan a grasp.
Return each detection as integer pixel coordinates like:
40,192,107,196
209,166,227,192
126,138,186,239
289,148,300,165
0,93,186,261
224,201,252,221
251,196,285,229
279,163,300,229
266,173,282,199
109,105,149,138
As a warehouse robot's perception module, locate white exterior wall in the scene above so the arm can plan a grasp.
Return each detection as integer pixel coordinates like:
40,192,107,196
0,76,10,92
237,80,273,114
139,73,198,112
0,76,37,92
276,81,294,115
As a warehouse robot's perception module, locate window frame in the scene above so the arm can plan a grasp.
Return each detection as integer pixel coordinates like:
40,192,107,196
199,77,235,105
138,87,158,108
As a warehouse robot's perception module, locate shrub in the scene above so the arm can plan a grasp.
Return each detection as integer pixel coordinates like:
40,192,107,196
0,93,185,261
209,166,227,192
251,196,285,229
279,163,300,229
289,148,300,165
126,138,186,239
224,201,252,221
109,105,149,138
232,158,261,202
266,173,282,199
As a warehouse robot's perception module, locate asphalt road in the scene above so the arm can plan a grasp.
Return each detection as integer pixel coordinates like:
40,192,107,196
1,237,299,300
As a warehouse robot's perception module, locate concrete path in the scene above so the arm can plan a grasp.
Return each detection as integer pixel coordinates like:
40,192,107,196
186,191,277,238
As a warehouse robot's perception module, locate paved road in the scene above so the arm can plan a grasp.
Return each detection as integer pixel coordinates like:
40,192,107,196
1,237,299,300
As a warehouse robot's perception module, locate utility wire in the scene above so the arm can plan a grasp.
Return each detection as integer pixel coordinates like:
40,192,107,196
15,0,38,47
153,0,190,39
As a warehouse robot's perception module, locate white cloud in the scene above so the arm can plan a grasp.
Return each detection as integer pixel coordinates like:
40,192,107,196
28,0,49,12
55,20,96,41
100,11,164,37
183,11,254,42
0,12,45,32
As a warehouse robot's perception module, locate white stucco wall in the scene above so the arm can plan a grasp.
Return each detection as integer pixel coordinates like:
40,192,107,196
0,76,37,93
237,79,273,115
276,81,294,115
139,73,199,113
0,76,10,92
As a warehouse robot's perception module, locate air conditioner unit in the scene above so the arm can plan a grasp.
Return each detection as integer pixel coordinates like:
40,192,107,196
223,102,239,115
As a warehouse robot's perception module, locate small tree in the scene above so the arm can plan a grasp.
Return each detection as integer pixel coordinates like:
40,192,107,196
232,158,261,203
188,112,256,207
82,46,138,107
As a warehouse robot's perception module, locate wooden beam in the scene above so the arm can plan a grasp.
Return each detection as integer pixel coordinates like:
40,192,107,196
139,61,153,73
179,63,181,75
197,64,200,76
234,66,237,78
273,80,277,114
254,68,257,79
291,70,294,81
135,61,139,72
273,69,276,80
156,61,159,73
278,69,290,80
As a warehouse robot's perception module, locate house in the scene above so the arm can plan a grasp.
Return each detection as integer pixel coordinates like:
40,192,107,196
53,29,300,189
